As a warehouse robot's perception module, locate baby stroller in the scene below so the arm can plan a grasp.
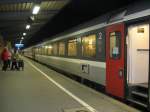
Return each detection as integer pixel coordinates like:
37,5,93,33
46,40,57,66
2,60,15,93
18,59,24,70
11,59,18,70
11,59,24,70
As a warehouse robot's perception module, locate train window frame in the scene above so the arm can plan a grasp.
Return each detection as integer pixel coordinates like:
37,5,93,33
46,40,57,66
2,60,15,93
46,44,53,56
52,42,58,56
81,34,96,58
37,47,39,55
109,31,121,59
64,29,105,62
39,47,42,55
35,47,38,55
34,47,39,55
58,41,65,56
67,37,78,57
39,46,43,55
43,45,48,55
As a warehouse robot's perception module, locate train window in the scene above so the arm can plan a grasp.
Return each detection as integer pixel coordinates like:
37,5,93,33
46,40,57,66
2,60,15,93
47,45,52,55
53,43,58,55
68,38,77,56
35,48,37,54
39,47,42,55
44,46,48,55
82,34,96,57
110,31,121,59
38,48,41,55
41,47,45,55
35,48,39,54
59,42,65,56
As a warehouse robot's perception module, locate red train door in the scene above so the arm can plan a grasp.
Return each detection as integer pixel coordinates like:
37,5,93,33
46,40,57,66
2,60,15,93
106,23,125,98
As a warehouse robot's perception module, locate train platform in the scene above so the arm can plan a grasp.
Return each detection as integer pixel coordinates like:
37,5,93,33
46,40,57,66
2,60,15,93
0,57,140,112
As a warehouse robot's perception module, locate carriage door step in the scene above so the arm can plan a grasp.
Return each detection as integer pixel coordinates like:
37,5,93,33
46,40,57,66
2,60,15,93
63,107,93,112
127,84,148,108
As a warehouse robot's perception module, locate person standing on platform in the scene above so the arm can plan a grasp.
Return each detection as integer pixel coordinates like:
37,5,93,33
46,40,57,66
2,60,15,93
1,47,10,71
7,50,12,68
11,50,19,70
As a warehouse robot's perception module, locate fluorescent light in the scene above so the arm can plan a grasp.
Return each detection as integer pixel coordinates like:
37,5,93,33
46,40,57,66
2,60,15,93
21,37,24,40
48,45,52,49
32,5,40,15
23,33,26,36
45,46,48,49
30,16,35,21
26,25,30,30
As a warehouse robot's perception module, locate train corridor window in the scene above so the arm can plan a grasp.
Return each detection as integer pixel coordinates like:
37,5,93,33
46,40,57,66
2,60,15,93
59,42,65,56
44,46,48,55
53,43,58,55
68,39,77,56
110,32,121,59
41,47,45,55
37,48,40,54
39,47,42,55
35,48,38,54
47,45,52,55
82,34,96,57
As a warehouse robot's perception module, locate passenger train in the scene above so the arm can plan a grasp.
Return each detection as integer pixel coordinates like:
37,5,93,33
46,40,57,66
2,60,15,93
24,1,150,110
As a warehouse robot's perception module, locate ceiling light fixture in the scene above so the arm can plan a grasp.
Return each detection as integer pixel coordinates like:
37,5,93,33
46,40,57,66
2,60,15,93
32,5,40,15
23,33,26,36
30,16,35,21
21,37,24,40
26,25,30,30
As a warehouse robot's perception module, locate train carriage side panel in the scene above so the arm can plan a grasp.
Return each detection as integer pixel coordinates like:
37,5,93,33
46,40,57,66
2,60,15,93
35,55,106,86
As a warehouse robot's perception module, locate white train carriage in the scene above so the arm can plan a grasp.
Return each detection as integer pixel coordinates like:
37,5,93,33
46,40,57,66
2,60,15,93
24,1,150,110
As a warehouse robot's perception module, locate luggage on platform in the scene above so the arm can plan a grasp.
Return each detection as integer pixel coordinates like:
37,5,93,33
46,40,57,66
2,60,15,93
18,60,24,70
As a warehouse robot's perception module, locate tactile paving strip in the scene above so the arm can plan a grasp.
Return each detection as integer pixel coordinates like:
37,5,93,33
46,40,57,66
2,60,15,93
63,107,92,112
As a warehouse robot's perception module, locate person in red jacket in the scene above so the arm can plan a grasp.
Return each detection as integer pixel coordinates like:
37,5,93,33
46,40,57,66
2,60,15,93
1,47,10,71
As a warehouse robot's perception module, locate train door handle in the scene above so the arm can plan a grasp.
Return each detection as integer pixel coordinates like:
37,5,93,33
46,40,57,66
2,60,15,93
118,68,124,78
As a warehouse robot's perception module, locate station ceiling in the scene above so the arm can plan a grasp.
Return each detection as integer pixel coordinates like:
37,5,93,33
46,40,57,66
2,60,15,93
0,0,70,46
0,0,140,48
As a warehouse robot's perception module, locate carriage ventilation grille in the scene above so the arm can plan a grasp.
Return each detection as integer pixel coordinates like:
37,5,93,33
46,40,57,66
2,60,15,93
63,107,92,112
